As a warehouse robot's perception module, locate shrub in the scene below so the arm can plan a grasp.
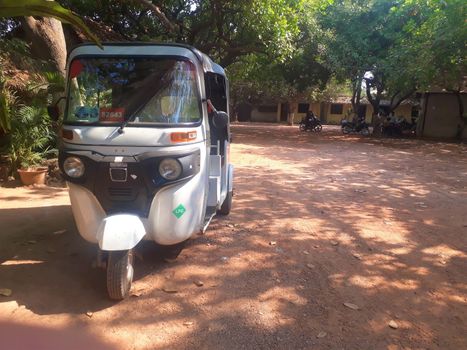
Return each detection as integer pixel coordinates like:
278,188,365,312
9,105,54,170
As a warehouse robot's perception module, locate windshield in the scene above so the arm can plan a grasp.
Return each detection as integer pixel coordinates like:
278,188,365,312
65,57,202,125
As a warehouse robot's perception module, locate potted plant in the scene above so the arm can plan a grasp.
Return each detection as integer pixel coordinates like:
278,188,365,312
9,105,54,185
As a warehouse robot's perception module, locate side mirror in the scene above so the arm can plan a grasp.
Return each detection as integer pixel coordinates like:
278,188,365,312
47,105,60,121
213,111,229,129
47,96,66,121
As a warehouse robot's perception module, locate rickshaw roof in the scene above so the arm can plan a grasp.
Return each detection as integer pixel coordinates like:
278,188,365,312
68,42,226,76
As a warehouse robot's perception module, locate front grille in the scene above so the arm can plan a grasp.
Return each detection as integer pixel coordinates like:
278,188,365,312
108,187,133,199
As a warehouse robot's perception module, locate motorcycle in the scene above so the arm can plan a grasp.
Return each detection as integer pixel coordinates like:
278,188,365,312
382,117,417,137
341,119,370,135
299,114,322,132
48,43,234,300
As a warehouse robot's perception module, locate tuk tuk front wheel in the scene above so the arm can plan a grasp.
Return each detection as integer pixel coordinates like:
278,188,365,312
218,191,233,215
106,249,134,300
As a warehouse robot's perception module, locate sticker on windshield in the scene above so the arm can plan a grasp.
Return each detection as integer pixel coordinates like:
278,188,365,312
172,204,186,219
99,107,125,122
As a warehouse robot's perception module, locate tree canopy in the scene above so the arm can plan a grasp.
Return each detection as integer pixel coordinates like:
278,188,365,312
0,0,464,125
318,0,466,121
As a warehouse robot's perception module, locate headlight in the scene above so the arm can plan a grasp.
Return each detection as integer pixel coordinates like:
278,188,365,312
159,158,182,180
63,157,85,178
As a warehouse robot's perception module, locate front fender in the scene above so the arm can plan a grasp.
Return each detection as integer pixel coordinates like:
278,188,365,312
228,164,234,192
97,214,146,251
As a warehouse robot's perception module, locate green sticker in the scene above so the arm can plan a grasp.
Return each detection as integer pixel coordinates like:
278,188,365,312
172,204,186,219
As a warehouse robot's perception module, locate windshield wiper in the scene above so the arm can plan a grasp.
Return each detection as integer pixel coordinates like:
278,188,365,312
118,115,136,134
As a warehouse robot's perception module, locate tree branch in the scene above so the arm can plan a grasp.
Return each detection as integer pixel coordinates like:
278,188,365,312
133,0,178,34
389,90,401,109
390,88,415,113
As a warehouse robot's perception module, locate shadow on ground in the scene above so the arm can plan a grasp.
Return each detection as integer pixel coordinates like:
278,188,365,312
0,124,466,349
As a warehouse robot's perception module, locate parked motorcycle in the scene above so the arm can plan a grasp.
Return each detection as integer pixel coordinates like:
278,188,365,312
382,117,417,137
299,114,322,132
341,119,370,135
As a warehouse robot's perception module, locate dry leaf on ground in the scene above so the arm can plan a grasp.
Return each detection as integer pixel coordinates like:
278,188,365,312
343,302,360,310
0,288,12,297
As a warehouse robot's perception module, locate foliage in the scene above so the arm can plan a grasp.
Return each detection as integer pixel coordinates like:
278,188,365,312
0,74,16,133
8,105,54,170
0,0,101,47
60,0,304,66
227,1,331,106
0,38,41,73
27,71,65,105
0,37,61,167
319,0,466,115
318,1,395,114
386,0,466,92
0,0,462,137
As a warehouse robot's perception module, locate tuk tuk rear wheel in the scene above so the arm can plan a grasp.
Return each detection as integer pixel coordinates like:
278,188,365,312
218,191,233,215
106,249,134,300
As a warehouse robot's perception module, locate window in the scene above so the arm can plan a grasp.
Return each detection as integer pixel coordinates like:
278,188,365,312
298,103,309,113
65,57,201,125
257,105,277,113
206,72,227,112
330,103,343,115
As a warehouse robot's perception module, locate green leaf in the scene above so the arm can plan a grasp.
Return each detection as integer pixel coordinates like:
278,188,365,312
0,0,102,48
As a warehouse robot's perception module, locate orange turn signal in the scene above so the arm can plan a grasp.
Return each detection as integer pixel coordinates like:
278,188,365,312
170,131,197,143
61,129,73,140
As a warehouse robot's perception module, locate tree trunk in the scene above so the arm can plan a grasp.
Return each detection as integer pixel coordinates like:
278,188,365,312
287,100,297,126
21,17,67,76
350,75,362,116
388,89,416,116
371,110,382,136
366,80,383,136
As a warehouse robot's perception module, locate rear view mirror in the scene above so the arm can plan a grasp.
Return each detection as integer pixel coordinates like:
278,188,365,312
47,105,60,121
206,99,228,129
48,96,66,121
213,111,229,129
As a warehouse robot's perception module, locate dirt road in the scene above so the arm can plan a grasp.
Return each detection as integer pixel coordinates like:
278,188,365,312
1,124,466,349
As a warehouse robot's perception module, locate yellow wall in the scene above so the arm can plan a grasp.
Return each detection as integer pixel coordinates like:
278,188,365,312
292,102,323,123
290,101,414,124
325,103,412,124
326,103,352,124
391,104,413,121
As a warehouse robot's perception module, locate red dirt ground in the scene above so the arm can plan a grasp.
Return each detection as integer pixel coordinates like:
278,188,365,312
0,123,466,350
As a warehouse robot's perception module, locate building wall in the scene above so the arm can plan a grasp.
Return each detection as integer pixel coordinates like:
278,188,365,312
420,93,467,139
325,103,351,124
251,100,416,125
292,102,324,123
319,102,373,124
322,103,413,125
391,104,413,121
250,105,278,122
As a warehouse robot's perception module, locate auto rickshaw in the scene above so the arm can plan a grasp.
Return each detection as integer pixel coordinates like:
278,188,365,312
51,43,233,299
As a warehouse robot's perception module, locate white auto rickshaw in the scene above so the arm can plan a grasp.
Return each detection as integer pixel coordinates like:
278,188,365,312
50,43,233,299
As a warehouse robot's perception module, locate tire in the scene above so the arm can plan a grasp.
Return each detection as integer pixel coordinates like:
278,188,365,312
361,127,370,136
218,190,233,215
299,123,306,132
314,124,323,132
161,241,187,262
342,125,352,134
106,250,134,300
